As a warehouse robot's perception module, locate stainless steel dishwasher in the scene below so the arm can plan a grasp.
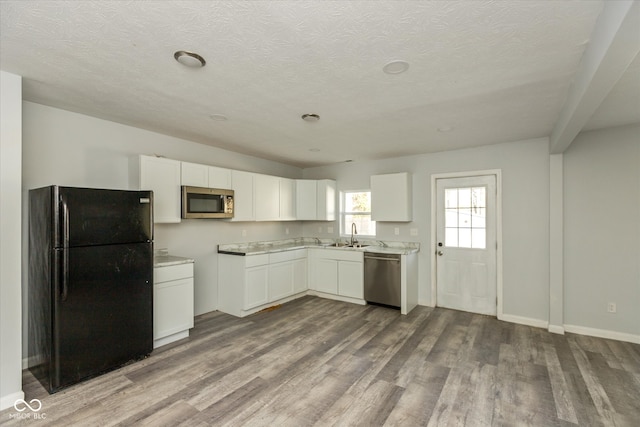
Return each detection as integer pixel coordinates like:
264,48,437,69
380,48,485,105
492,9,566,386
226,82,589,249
364,252,401,308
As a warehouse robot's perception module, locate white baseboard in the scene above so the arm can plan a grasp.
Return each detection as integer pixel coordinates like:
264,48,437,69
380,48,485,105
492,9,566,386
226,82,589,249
564,324,640,344
548,324,565,335
499,313,549,329
1,390,25,412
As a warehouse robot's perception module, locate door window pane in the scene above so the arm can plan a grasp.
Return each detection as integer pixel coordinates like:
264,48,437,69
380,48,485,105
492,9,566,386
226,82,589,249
458,188,472,208
471,229,486,249
445,209,458,227
445,228,458,247
458,228,472,248
445,189,458,208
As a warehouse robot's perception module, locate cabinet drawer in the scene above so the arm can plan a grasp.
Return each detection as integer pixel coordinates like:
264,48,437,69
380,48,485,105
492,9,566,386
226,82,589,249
269,249,306,264
154,263,193,283
318,249,363,263
246,254,269,268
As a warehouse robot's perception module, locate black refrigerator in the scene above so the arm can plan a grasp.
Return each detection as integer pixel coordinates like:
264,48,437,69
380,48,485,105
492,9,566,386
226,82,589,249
28,185,154,393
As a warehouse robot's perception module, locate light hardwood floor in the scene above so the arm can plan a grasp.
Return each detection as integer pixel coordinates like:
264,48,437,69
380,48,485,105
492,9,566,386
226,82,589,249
3,296,639,426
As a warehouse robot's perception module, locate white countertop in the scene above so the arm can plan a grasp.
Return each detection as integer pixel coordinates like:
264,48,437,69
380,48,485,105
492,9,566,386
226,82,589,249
154,254,194,267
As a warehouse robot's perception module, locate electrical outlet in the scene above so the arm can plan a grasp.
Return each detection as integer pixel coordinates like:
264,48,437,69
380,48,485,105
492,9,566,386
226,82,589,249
394,227,400,236
607,302,616,313
242,229,247,237
285,227,289,235
318,226,322,233
327,226,333,234
410,228,418,236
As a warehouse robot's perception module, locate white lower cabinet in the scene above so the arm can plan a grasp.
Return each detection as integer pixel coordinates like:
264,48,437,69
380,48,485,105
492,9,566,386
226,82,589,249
245,264,269,309
338,260,364,299
218,250,307,317
308,249,364,302
153,262,194,348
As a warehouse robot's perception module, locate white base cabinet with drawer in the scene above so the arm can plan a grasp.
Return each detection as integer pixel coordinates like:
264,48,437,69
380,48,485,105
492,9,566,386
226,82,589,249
153,262,194,349
308,249,365,303
218,250,308,317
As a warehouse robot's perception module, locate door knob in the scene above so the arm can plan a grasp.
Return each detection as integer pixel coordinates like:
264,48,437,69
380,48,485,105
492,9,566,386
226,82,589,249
437,250,444,256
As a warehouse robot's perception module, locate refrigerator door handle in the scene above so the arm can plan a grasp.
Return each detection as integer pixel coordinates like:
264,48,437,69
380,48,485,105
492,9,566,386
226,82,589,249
61,200,70,301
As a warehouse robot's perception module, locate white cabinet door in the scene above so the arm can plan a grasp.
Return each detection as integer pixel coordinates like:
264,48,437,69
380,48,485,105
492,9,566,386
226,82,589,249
245,265,268,309
314,258,338,294
269,261,294,301
317,180,336,221
208,166,232,189
292,257,307,294
254,173,280,221
371,172,412,222
231,170,255,221
338,261,363,299
279,178,296,220
139,155,181,223
296,180,317,220
181,162,209,187
154,277,194,339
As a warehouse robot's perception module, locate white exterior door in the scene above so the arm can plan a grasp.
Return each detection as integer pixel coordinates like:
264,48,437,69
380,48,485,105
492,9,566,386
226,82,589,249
436,175,497,315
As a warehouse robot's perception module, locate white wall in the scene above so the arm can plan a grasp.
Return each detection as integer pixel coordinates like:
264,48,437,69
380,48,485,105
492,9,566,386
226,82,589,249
1,71,24,410
564,124,640,340
21,101,304,358
303,138,551,324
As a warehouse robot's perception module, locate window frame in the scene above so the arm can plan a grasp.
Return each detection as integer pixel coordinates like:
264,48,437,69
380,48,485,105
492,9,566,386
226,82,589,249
339,189,376,238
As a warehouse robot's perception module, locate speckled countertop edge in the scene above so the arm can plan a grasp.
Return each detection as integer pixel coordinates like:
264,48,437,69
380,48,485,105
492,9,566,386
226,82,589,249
218,238,419,256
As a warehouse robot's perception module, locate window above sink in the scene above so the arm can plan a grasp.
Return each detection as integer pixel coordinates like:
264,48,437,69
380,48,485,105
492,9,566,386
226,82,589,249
340,190,376,238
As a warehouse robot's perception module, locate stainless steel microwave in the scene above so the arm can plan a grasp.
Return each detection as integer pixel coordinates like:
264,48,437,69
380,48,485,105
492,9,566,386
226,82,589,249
181,186,234,219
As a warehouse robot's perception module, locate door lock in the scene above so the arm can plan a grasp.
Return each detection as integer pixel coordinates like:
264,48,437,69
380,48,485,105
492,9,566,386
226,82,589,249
437,250,444,256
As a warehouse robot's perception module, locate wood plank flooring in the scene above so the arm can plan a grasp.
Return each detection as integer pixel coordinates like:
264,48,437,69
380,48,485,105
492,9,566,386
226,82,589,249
3,296,639,426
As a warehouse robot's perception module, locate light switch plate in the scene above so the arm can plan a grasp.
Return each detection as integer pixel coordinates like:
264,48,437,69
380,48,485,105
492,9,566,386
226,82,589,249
410,228,418,236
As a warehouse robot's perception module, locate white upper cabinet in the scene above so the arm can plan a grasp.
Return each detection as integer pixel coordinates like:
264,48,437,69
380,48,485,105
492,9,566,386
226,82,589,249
181,162,208,187
295,180,317,220
231,170,255,221
279,178,296,221
317,179,336,221
139,155,181,223
295,179,336,221
181,162,232,189
371,172,412,222
254,173,280,221
208,166,232,189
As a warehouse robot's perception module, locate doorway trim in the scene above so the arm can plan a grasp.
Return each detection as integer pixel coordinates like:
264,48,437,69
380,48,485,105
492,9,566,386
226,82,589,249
430,169,504,320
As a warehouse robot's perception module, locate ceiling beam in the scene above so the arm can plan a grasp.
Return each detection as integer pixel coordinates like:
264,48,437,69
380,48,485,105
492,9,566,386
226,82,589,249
549,0,640,154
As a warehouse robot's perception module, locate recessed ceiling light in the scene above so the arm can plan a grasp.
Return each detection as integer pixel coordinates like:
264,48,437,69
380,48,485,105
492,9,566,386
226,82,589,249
209,114,228,121
301,113,320,122
437,126,454,132
174,50,206,68
383,60,409,74
309,148,321,152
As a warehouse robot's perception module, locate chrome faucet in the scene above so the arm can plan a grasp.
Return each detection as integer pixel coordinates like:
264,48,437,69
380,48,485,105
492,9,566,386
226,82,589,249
350,223,358,246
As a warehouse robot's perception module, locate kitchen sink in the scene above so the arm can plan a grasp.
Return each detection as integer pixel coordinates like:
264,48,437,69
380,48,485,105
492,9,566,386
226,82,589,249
323,243,369,248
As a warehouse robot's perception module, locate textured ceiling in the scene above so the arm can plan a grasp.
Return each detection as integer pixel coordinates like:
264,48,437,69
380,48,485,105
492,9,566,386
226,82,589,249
1,0,636,168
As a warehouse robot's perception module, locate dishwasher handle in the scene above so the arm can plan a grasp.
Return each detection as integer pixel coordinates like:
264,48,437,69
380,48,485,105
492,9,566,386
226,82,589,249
364,254,401,262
